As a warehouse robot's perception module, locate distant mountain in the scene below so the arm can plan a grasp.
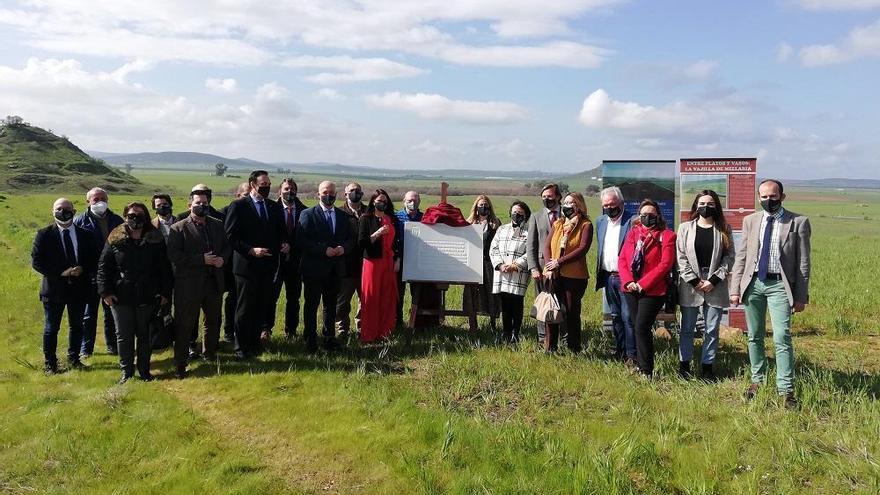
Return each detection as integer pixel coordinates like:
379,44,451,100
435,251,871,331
1,119,141,193
784,177,880,189
92,150,560,180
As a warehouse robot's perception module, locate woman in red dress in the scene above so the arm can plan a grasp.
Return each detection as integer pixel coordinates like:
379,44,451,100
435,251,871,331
358,189,401,343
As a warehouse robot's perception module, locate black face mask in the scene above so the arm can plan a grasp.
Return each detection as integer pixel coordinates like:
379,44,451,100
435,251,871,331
282,191,297,204
191,204,209,217
477,206,490,217
374,201,387,212
320,194,336,207
257,186,271,199
602,206,621,219
542,198,557,210
760,198,782,214
54,209,74,223
561,206,576,219
349,191,363,203
126,215,146,230
696,206,716,219
640,214,658,228
156,204,172,217
511,213,525,226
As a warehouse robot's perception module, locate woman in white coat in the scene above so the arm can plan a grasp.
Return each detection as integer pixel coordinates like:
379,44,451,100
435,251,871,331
489,201,531,344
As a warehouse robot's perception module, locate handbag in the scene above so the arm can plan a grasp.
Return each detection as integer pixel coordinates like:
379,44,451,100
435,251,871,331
150,302,174,350
530,278,566,324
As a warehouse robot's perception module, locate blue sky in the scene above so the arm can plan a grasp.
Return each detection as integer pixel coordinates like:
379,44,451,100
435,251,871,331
0,0,877,178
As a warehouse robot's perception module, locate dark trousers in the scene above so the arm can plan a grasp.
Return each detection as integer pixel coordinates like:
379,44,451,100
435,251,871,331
498,292,524,342
396,271,406,326
223,289,237,341
624,292,666,376
234,273,275,355
174,277,223,367
604,273,636,360
43,300,85,366
82,294,117,354
272,257,302,335
546,276,588,353
110,304,155,378
335,275,361,334
303,275,341,347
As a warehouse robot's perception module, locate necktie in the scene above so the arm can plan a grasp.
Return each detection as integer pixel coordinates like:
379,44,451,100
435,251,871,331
325,209,334,233
256,200,268,222
757,215,774,281
549,210,557,224
286,206,295,234
62,228,77,267
197,222,212,253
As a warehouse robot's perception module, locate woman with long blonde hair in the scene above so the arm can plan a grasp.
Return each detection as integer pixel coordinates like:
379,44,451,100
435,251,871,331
465,195,501,329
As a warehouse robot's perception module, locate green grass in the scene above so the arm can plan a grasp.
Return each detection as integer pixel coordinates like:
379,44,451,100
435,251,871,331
1,184,879,494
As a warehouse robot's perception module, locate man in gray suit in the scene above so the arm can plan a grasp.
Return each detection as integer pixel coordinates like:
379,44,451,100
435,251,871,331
730,179,811,409
526,183,562,344
166,192,231,378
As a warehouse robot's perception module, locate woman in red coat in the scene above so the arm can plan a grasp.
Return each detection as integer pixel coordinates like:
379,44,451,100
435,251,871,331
358,189,400,343
618,199,676,377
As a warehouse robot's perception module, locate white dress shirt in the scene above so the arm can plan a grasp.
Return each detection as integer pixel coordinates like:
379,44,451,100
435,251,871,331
602,214,622,272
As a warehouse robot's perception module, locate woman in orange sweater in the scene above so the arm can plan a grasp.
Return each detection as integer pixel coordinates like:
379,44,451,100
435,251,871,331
542,192,593,353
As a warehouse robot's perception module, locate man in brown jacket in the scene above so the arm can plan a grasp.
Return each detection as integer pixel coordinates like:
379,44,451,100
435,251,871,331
730,179,811,408
166,191,231,378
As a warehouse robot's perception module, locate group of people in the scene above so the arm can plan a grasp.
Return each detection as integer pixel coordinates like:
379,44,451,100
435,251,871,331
33,172,812,407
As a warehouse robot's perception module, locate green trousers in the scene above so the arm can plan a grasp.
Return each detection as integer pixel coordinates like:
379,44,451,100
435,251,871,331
744,277,794,394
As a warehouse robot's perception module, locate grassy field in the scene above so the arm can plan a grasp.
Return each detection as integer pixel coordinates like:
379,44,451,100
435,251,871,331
1,181,879,494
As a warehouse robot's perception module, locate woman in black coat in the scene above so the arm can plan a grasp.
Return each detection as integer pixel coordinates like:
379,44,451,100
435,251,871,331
98,202,173,383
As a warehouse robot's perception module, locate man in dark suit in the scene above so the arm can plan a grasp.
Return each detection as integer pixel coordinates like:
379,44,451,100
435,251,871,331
594,186,636,363
32,198,99,374
335,182,366,338
220,182,250,343
73,186,123,357
224,170,289,359
297,180,354,352
176,184,225,222
166,191,231,377
271,178,307,339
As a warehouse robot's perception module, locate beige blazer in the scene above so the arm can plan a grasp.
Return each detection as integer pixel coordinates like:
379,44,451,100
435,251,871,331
730,210,812,306
676,220,735,308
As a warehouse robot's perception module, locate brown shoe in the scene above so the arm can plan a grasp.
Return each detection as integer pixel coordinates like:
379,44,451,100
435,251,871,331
744,383,760,401
783,393,799,410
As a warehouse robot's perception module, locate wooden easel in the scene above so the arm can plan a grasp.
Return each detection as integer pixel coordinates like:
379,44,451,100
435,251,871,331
405,182,480,332
408,282,480,331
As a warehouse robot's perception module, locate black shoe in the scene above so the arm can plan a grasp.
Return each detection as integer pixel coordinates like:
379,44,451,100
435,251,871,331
783,393,799,410
701,363,716,382
80,352,92,360
106,347,118,356
188,349,203,360
175,366,187,379
44,362,59,375
68,359,85,370
744,383,760,401
678,361,692,379
118,374,133,384
139,373,155,382
233,350,248,361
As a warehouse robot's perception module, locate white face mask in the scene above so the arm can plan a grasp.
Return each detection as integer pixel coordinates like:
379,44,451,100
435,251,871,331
90,201,108,216
405,200,419,212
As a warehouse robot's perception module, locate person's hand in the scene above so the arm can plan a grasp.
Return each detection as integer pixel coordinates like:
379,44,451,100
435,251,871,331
633,283,643,293
530,269,542,280
375,225,389,237
60,267,73,277
729,295,740,306
69,266,83,277
325,247,336,257
250,247,272,258
698,280,715,293
544,259,559,271
793,302,807,313
204,253,220,265
334,246,345,256
159,296,169,306
103,295,118,306
280,242,290,254
394,259,401,273
212,257,224,268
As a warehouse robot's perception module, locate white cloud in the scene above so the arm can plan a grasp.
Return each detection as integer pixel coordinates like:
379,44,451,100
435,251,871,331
313,88,346,100
578,89,705,133
794,0,880,10
205,78,238,92
433,41,609,68
799,18,880,66
281,55,426,84
366,92,528,125
776,42,793,62
680,60,718,80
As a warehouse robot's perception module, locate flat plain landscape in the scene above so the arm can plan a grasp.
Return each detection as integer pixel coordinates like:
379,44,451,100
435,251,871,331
1,173,878,494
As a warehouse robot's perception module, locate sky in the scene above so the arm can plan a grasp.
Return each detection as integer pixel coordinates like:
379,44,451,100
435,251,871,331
0,0,878,178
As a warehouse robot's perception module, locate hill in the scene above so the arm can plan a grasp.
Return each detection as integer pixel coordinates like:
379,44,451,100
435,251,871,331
0,118,142,193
